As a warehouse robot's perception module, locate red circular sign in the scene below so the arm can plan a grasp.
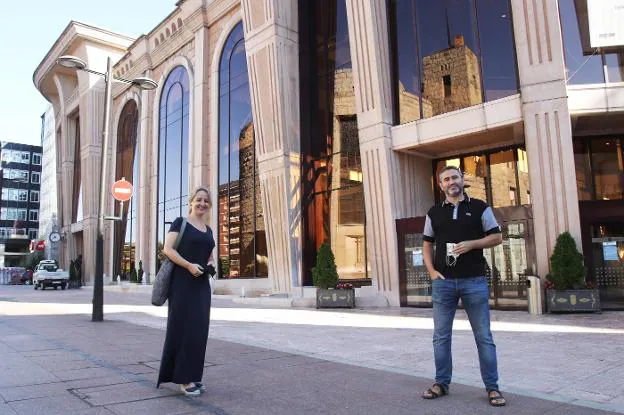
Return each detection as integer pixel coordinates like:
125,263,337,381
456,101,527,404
111,178,134,202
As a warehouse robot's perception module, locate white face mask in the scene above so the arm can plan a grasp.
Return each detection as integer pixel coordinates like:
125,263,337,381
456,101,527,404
446,243,459,267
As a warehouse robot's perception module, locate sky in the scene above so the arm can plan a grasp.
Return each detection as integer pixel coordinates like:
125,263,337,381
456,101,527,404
0,0,177,147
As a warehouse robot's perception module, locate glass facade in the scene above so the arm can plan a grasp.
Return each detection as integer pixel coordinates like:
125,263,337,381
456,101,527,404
574,137,624,201
433,146,533,308
389,0,519,124
435,147,530,207
299,0,368,285
157,66,190,269
218,22,268,279
559,0,624,84
114,100,139,280
72,116,83,223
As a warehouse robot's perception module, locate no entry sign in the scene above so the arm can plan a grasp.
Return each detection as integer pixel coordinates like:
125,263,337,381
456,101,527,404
111,178,134,202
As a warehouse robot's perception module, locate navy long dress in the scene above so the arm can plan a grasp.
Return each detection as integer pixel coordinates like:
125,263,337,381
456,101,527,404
157,217,215,387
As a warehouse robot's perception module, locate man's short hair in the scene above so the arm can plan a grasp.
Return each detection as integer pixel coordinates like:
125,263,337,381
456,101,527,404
438,165,463,180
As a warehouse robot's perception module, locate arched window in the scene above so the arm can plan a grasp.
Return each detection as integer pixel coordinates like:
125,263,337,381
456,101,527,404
157,66,190,268
114,100,138,281
218,22,268,278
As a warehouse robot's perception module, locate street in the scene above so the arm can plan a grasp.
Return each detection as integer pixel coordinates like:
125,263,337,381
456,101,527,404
1,285,623,414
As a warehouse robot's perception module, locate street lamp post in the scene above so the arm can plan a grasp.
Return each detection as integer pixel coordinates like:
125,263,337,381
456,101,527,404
56,55,157,322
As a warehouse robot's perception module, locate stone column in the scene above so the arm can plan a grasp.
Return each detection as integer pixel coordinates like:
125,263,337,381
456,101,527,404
345,0,417,306
241,0,302,292
510,0,581,278
191,26,212,193
78,79,108,284
137,87,153,283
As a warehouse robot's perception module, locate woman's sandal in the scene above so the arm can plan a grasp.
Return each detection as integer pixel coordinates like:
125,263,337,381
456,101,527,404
194,382,206,392
180,384,201,396
488,390,506,407
422,383,448,399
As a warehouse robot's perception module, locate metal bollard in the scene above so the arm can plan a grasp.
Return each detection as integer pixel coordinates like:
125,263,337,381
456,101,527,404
526,276,542,315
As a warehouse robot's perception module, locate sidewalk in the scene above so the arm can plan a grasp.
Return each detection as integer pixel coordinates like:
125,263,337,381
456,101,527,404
0,313,617,415
1,285,623,414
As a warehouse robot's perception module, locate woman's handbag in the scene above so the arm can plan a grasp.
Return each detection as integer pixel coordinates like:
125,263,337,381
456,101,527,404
151,218,188,306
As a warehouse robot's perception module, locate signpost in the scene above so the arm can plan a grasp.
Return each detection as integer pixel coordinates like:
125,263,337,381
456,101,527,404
111,177,133,202
107,177,133,221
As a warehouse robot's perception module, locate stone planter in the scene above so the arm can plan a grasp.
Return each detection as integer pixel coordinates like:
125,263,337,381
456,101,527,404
546,289,601,313
316,288,355,309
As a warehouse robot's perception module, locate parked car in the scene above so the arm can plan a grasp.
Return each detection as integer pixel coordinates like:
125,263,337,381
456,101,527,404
20,269,33,285
33,260,69,290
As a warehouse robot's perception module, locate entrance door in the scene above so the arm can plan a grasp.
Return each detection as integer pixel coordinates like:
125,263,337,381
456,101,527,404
397,206,535,309
590,222,624,310
396,217,430,306
580,200,624,310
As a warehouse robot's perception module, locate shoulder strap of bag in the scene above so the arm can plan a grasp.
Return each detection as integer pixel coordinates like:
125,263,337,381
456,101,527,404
173,218,187,249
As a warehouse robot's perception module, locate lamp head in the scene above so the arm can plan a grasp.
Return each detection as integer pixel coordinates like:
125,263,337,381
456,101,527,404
57,55,87,70
131,77,158,90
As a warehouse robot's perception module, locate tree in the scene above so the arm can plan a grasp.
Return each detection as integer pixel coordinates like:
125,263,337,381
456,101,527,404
24,251,44,270
312,243,339,289
548,232,585,290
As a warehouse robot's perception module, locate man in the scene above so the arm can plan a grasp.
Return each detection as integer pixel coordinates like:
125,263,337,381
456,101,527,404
421,166,506,407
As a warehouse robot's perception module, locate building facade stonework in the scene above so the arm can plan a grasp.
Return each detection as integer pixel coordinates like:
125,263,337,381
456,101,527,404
33,0,624,309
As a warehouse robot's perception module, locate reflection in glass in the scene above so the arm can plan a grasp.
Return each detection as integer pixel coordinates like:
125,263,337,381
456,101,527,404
404,233,431,305
390,0,518,123
114,100,139,280
605,54,624,83
72,116,83,223
299,0,367,284
559,0,624,84
463,154,487,201
516,149,531,205
573,140,592,200
476,0,518,101
434,146,530,207
486,222,528,300
591,138,624,200
218,22,267,279
489,149,517,208
157,66,190,270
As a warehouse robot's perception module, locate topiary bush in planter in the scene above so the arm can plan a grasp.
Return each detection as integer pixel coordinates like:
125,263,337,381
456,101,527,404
312,243,339,289
546,232,600,312
313,243,354,308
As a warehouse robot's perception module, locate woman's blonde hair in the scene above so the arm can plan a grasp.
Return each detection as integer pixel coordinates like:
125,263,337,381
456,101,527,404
188,185,212,213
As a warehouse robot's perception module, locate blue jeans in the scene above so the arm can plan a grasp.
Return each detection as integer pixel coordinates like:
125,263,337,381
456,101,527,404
431,276,499,392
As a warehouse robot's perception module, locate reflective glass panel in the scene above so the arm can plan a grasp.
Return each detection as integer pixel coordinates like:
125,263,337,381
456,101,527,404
489,149,518,208
605,54,624,83
573,139,592,201
591,138,624,200
218,22,267,279
558,0,604,84
390,0,518,124
157,66,190,269
462,154,487,201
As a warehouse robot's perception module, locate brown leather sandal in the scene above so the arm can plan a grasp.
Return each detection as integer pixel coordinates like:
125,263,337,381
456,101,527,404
488,390,506,406
423,383,448,399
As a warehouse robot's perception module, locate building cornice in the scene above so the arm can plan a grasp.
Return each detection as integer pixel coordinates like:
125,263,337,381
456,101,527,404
33,21,134,94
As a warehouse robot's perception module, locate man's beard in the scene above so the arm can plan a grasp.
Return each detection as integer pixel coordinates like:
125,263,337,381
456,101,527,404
445,184,463,197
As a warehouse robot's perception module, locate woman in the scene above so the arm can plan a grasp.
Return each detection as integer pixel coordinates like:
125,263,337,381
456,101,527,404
157,185,215,396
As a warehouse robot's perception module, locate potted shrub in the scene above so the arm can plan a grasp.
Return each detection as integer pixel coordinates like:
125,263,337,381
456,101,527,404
545,232,600,313
137,260,144,284
313,243,355,308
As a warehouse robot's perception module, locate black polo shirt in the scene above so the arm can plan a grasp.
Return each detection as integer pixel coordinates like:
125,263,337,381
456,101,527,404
423,195,500,278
